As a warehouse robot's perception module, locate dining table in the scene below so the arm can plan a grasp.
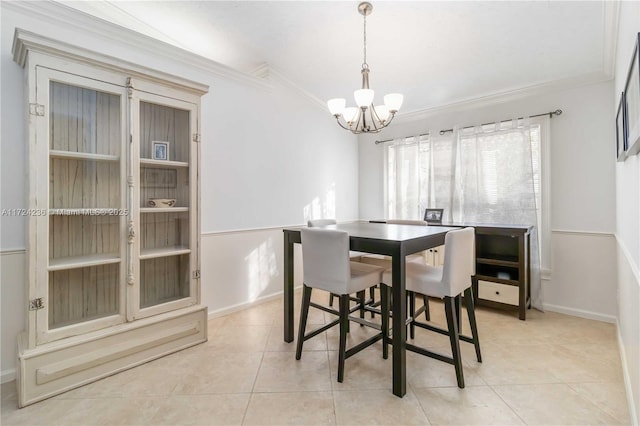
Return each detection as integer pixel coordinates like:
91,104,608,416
282,221,459,397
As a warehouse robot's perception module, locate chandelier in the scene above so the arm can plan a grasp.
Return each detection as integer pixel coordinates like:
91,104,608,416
327,2,403,134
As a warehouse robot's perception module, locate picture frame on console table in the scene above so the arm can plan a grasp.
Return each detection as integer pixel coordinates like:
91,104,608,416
624,33,640,156
424,208,444,224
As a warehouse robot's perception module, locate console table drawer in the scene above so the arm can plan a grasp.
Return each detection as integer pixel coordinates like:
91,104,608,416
477,280,519,306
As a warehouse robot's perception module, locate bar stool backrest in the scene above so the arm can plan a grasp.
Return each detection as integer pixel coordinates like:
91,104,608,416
441,227,476,296
301,228,350,294
307,219,336,227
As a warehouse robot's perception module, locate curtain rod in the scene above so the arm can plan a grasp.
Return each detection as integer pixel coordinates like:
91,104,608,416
374,109,562,144
375,132,430,145
438,109,562,135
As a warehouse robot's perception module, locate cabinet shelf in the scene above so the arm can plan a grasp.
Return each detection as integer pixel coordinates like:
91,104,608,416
140,246,191,260
474,274,519,286
48,253,121,271
50,150,119,162
476,255,519,267
140,207,189,213
470,224,532,320
140,158,189,168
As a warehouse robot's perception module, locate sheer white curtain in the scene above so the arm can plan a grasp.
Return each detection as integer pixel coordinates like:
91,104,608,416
385,119,544,309
454,120,543,310
386,136,422,219
417,133,457,222
386,134,457,220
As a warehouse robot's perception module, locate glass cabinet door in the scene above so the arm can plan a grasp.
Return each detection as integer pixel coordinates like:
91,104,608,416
133,92,199,318
36,68,127,344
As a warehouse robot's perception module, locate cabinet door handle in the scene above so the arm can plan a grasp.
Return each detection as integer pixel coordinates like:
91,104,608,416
495,291,500,295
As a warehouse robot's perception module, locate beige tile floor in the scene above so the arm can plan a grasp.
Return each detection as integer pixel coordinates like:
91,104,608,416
1,289,632,425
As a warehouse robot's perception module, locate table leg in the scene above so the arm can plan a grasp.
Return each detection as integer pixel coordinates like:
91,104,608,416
284,233,294,342
391,250,407,397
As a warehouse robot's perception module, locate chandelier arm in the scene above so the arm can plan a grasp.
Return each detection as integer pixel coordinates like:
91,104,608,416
354,109,364,133
370,106,384,130
361,108,369,132
370,105,380,122
368,108,380,132
385,112,397,126
334,116,352,131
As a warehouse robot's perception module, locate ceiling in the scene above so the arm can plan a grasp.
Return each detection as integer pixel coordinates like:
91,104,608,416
58,1,612,114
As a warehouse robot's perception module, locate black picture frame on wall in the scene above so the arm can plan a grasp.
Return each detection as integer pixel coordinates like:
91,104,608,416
616,92,627,162
624,32,640,156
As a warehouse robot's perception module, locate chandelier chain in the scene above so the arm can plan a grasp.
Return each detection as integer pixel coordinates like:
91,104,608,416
363,13,367,67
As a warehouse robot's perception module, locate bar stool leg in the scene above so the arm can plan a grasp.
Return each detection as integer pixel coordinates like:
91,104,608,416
409,291,416,339
444,296,464,388
380,283,390,360
370,285,376,318
296,285,312,360
338,294,350,382
464,287,482,362
423,295,430,321
357,290,366,325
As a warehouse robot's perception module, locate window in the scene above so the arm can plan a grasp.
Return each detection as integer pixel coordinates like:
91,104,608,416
385,117,549,274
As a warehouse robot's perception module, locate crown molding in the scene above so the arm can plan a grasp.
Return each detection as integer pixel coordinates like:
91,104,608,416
250,64,327,111
3,0,271,90
12,28,210,95
394,71,612,124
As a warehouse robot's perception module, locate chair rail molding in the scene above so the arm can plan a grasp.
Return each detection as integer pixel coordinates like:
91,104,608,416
615,233,640,284
552,229,616,237
0,248,26,255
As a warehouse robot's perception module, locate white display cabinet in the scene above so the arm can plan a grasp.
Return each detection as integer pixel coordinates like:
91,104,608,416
13,29,208,407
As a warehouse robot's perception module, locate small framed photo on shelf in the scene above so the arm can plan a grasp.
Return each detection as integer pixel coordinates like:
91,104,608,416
616,92,627,162
423,208,444,224
152,141,169,161
624,33,640,156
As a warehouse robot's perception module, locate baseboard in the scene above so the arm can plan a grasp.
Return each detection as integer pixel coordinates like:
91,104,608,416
543,303,616,323
1,368,16,384
617,318,638,426
207,286,302,320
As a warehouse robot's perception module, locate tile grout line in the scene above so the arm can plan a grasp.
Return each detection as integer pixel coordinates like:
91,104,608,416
241,332,268,426
409,383,435,425
486,382,529,425
328,350,339,426
565,382,630,424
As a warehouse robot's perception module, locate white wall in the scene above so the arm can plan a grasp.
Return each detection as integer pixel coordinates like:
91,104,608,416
359,79,618,321
201,72,359,232
613,1,640,423
0,3,357,380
